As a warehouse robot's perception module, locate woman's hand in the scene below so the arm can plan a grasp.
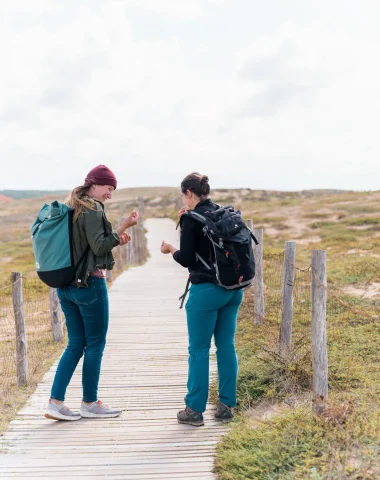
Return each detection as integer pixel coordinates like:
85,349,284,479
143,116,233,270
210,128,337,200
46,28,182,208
178,207,186,221
126,210,139,227
119,233,131,246
161,241,174,254
117,210,140,235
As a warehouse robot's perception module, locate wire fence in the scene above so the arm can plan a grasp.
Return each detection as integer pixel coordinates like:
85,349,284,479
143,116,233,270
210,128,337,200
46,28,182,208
0,277,65,409
244,240,380,411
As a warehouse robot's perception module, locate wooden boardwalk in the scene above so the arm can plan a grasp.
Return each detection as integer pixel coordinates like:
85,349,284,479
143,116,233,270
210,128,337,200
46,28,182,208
0,219,225,480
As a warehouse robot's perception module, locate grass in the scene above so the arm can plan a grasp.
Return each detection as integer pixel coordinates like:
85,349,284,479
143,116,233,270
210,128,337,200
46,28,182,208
216,404,379,480
310,221,337,229
216,409,323,480
344,206,379,215
252,216,286,224
214,287,380,479
303,213,333,220
342,217,380,226
0,349,65,434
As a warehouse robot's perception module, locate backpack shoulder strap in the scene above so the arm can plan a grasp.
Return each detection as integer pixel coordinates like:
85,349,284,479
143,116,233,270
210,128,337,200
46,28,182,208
176,210,208,230
179,277,191,309
185,210,207,224
250,231,259,245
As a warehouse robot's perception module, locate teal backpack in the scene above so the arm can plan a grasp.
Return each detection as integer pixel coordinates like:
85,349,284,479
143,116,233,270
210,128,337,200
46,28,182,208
31,201,88,288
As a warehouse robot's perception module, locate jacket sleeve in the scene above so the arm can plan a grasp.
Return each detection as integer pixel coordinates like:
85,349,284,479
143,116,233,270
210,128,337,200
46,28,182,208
84,208,120,256
173,216,197,268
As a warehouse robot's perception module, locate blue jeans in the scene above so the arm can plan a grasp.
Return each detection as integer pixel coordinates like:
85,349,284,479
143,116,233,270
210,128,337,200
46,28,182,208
185,283,243,413
51,277,109,403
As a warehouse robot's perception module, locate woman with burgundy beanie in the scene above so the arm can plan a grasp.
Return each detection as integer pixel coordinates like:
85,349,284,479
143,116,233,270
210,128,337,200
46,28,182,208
45,165,139,421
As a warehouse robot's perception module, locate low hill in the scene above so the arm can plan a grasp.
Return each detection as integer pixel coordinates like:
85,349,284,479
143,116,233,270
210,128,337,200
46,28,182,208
0,190,69,200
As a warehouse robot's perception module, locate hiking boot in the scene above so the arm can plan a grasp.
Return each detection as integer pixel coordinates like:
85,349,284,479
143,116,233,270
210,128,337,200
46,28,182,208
177,406,204,426
214,402,234,422
45,399,81,421
80,400,122,418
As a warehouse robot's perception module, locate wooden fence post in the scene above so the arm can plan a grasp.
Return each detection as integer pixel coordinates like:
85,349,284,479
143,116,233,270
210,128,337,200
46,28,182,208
122,223,147,266
176,195,182,211
279,241,296,354
114,220,122,271
120,217,127,265
143,225,148,260
252,228,264,326
311,250,328,413
133,225,139,264
244,219,254,308
138,197,144,226
137,225,143,264
125,239,130,265
11,272,29,386
130,226,136,264
49,288,63,342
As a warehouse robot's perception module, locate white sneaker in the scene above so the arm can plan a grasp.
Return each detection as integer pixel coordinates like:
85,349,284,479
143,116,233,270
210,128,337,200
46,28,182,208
80,400,122,418
45,399,81,421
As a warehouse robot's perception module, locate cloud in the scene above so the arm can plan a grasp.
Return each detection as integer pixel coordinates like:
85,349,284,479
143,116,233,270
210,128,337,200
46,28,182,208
0,0,223,19
0,2,379,191
0,1,54,15
234,23,358,118
0,1,231,189
125,0,205,19
124,0,224,19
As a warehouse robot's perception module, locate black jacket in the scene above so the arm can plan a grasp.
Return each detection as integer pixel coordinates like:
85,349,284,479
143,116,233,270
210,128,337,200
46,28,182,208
173,199,218,284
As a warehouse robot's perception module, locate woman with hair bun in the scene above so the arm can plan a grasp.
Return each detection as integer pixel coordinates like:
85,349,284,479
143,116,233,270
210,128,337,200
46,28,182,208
161,173,243,426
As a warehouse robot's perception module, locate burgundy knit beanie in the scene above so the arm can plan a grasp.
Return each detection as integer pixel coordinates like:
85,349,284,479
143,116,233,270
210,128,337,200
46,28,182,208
84,165,117,189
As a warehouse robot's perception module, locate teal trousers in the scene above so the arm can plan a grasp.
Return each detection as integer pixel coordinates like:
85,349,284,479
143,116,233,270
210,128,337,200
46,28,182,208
185,283,243,413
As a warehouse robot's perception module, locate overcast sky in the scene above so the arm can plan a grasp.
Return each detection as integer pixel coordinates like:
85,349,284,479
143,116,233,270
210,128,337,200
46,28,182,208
1,1,379,191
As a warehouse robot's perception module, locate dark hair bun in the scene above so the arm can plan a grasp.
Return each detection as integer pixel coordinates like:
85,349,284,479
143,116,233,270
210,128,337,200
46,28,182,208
200,176,210,195
181,172,211,198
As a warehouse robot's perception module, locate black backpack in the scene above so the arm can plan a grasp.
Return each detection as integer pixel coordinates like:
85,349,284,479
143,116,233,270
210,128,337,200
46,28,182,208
178,205,258,308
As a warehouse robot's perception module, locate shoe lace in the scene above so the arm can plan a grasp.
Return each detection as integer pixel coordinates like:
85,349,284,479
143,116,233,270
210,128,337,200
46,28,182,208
51,399,72,411
97,400,109,409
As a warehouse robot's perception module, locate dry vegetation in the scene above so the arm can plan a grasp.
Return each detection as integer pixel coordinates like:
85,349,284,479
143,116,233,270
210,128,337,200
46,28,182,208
1,188,380,478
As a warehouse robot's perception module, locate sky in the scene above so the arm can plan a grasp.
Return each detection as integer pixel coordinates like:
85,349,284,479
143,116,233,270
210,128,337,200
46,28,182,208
1,0,379,191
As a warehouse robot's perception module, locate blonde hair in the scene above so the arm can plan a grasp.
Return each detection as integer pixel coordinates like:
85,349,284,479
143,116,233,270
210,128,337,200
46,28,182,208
65,185,96,221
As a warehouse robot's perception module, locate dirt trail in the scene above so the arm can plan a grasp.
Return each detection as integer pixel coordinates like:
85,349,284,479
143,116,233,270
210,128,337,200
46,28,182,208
343,283,380,299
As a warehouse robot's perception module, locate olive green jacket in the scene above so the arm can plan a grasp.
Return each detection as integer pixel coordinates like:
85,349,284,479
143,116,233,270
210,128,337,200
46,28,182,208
71,199,120,287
